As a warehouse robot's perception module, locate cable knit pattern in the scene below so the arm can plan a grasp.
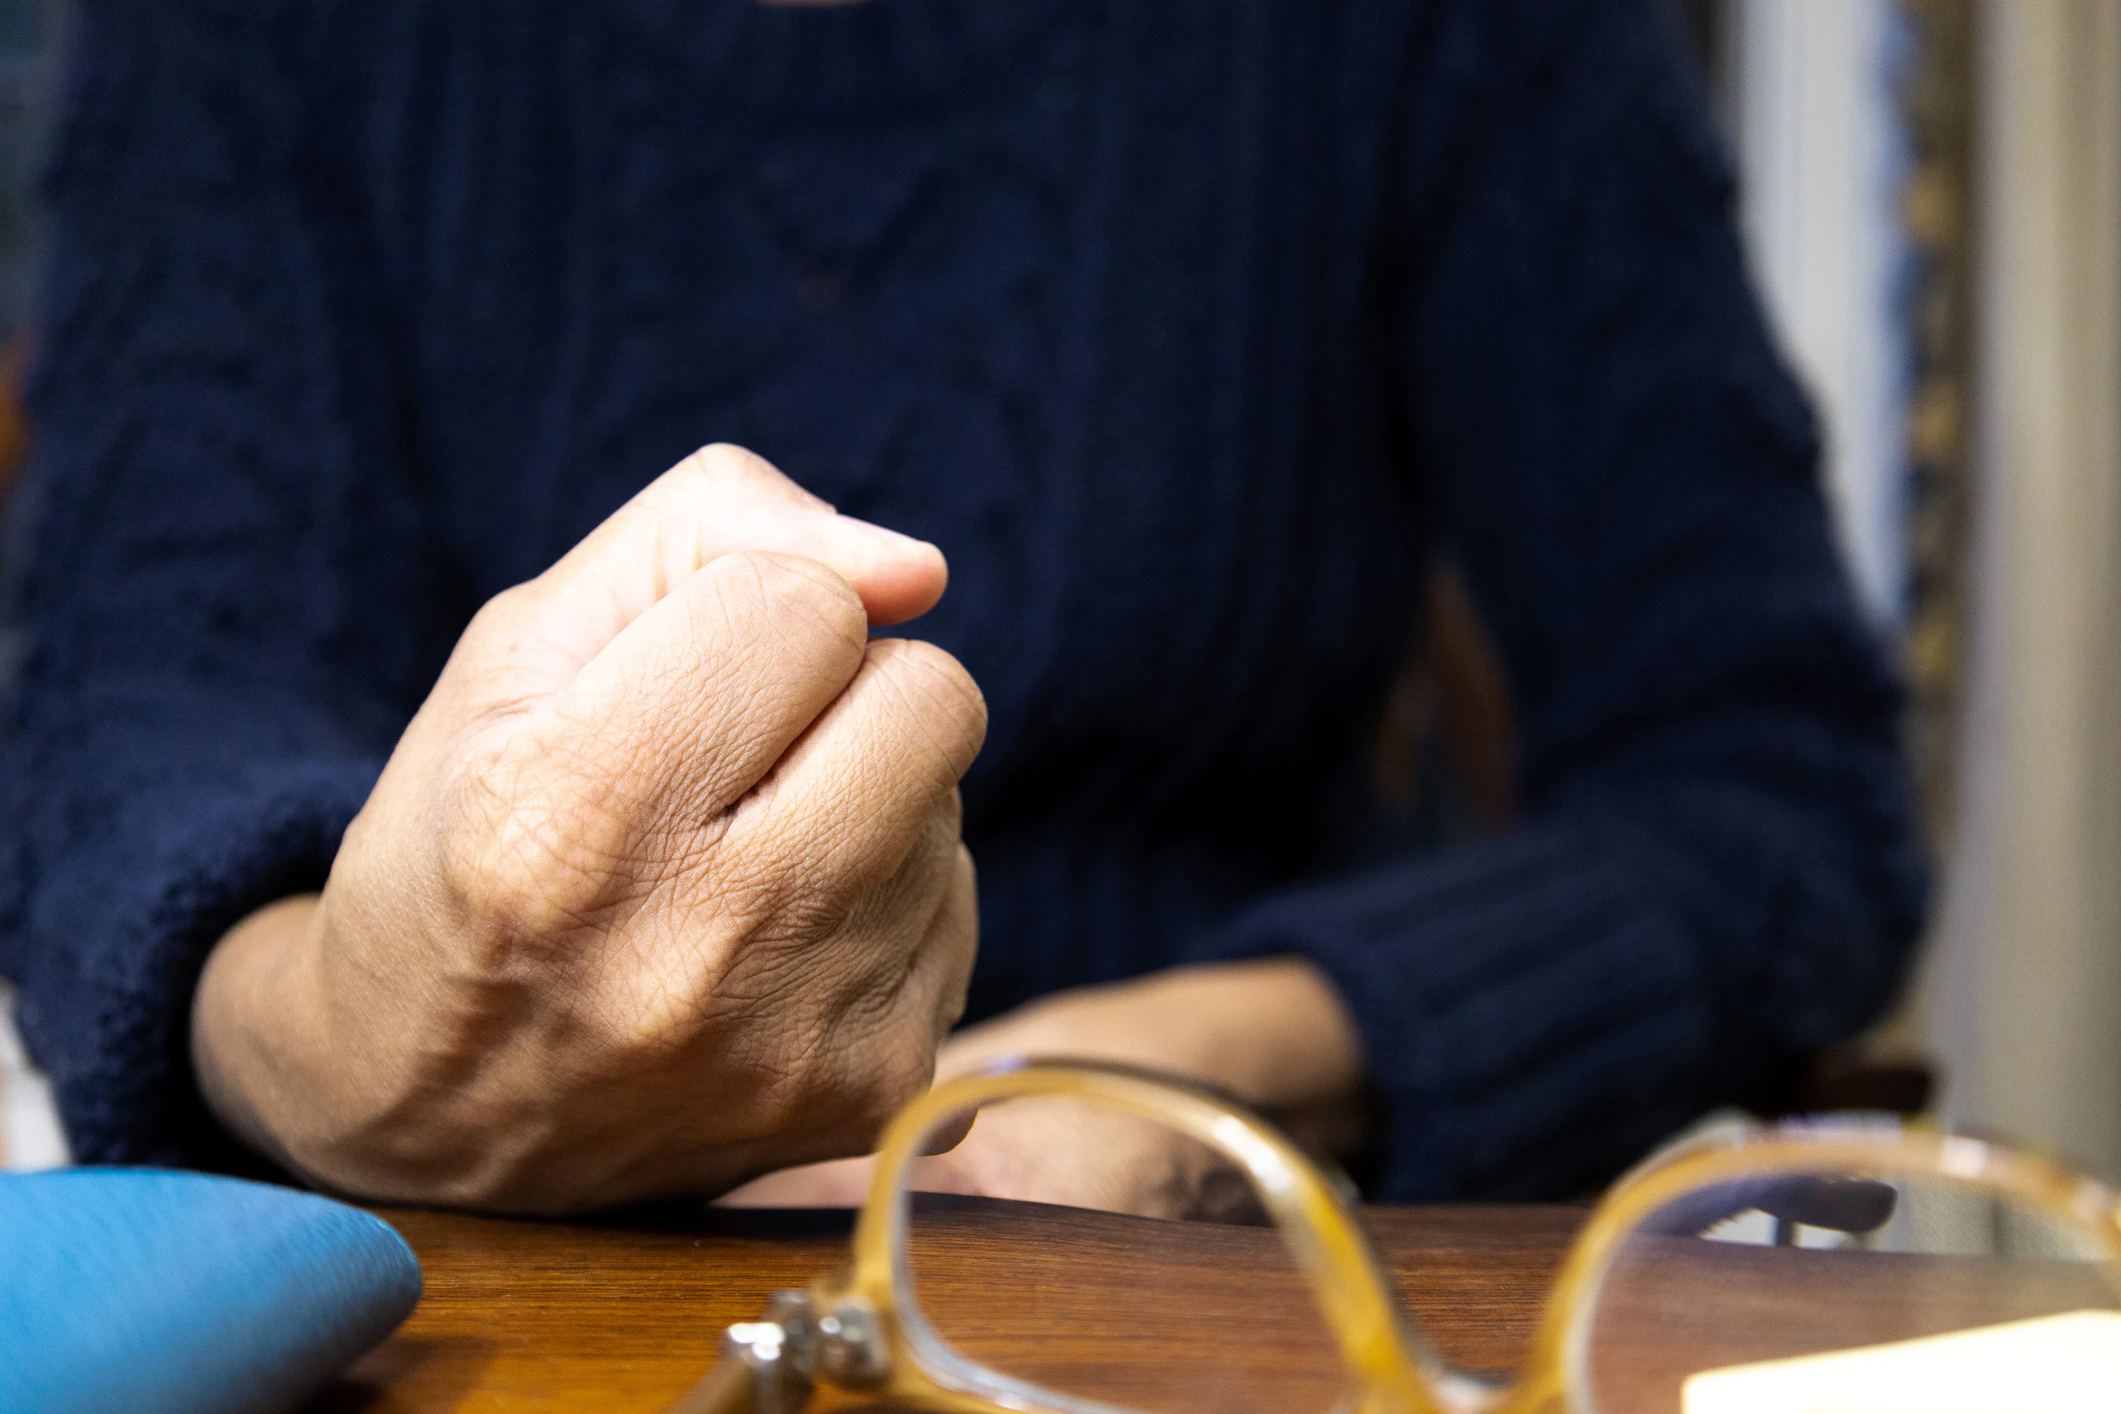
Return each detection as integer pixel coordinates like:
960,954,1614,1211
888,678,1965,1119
0,0,1926,1198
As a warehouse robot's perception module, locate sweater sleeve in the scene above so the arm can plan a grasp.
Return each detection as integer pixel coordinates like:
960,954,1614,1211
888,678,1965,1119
0,2,459,1168
1199,0,1928,1199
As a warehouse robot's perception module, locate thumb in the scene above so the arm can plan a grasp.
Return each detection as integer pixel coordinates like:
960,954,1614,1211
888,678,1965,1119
451,444,948,708
546,443,947,627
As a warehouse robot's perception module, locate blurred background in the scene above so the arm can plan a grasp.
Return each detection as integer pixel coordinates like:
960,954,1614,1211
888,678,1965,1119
0,0,53,1174
3,0,2119,1186
1675,0,2121,1189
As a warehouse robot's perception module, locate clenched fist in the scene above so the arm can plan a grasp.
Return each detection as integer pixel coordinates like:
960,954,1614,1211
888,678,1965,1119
191,446,986,1213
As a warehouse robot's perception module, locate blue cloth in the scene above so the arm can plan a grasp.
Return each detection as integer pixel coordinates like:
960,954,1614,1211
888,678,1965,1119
0,1168,420,1413
0,0,1926,1199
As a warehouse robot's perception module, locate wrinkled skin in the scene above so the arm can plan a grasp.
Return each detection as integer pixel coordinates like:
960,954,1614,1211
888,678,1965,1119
193,446,987,1213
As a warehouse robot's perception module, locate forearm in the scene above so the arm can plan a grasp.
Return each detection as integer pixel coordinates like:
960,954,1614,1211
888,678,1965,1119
937,958,1371,1156
191,894,326,1180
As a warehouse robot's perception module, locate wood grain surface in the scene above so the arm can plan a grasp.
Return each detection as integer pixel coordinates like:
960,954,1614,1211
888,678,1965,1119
1585,1231,2121,1413
304,1198,2120,1412
306,1202,1586,1412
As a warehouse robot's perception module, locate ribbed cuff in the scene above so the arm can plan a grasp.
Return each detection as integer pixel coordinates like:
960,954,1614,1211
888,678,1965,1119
1193,820,1717,1200
17,759,381,1171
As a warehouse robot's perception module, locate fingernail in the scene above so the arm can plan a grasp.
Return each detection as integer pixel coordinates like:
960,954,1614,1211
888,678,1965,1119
846,517,940,556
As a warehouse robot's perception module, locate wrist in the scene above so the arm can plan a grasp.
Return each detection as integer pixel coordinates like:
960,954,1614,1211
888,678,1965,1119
941,958,1365,1115
191,894,327,1173
1142,958,1365,1115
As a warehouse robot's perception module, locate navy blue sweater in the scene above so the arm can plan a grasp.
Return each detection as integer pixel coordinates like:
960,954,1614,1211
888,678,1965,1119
0,0,1926,1199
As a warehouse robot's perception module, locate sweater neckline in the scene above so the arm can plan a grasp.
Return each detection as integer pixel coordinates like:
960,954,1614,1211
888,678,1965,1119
681,0,1081,113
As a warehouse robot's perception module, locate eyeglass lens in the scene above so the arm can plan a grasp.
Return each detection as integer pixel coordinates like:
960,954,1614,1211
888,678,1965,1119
1581,1168,2121,1413
892,1095,1354,1414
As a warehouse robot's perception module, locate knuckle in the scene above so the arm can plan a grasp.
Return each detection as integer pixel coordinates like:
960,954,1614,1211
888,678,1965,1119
673,441,768,489
439,751,631,952
710,550,868,651
866,638,988,768
458,832,591,951
659,443,819,512
461,585,532,650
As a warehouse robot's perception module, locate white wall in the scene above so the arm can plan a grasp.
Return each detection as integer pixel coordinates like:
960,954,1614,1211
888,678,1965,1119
0,983,67,1170
1926,0,2121,1184
1730,0,1909,625
1733,0,2121,1185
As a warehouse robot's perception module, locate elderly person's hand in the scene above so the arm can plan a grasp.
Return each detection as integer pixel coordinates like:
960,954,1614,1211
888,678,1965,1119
719,958,1368,1218
190,446,986,1213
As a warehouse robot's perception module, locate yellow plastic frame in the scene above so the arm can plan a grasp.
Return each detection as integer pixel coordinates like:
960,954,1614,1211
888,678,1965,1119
693,1063,2121,1414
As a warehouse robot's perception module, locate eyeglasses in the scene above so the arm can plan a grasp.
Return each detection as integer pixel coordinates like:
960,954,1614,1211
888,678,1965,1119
677,1061,2121,1414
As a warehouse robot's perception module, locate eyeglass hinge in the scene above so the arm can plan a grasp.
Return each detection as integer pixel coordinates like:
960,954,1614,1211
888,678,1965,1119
722,1291,818,1414
813,1296,888,1385
717,1289,889,1412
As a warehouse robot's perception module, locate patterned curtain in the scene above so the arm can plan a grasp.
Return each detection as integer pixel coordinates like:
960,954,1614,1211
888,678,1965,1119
1898,0,1976,851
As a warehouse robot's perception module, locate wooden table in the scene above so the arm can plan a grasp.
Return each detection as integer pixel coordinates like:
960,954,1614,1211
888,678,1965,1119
306,1203,1587,1412
306,1200,2117,1412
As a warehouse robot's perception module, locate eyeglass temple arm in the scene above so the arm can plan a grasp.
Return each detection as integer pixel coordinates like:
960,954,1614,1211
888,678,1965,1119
1632,1174,1899,1242
668,1298,820,1414
668,1357,760,1414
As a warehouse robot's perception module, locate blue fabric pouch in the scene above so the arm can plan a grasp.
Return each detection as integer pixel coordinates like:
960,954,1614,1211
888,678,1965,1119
0,1167,422,1414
